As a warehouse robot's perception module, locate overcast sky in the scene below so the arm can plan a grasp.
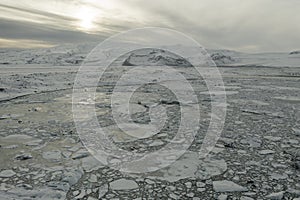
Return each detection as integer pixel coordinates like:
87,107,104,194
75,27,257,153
0,0,299,52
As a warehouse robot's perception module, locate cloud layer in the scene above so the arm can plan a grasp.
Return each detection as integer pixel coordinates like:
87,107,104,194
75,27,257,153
0,0,299,52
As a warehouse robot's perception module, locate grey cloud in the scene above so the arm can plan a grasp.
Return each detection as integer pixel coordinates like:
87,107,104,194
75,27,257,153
0,0,299,52
0,19,105,44
0,3,75,22
116,0,300,52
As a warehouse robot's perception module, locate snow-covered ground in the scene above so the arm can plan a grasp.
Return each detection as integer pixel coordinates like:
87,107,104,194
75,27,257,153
0,44,299,199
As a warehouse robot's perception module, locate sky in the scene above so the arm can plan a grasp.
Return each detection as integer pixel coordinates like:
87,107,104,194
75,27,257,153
0,0,299,52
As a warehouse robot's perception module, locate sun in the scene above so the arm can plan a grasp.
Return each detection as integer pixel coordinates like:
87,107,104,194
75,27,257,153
76,6,98,31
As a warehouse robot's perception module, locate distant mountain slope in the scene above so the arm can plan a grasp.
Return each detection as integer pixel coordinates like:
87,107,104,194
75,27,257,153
122,49,192,67
209,52,236,65
0,43,299,67
289,51,300,55
0,43,95,66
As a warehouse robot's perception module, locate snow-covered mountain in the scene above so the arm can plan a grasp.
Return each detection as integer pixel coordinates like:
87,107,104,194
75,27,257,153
209,52,236,65
0,43,95,66
0,43,299,67
122,49,192,67
289,50,300,55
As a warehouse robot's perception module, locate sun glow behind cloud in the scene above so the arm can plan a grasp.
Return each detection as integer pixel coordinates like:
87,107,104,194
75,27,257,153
0,0,120,33
75,6,99,32
73,0,127,33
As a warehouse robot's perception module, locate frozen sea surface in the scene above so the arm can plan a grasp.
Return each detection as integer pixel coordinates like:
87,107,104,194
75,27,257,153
0,45,299,199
